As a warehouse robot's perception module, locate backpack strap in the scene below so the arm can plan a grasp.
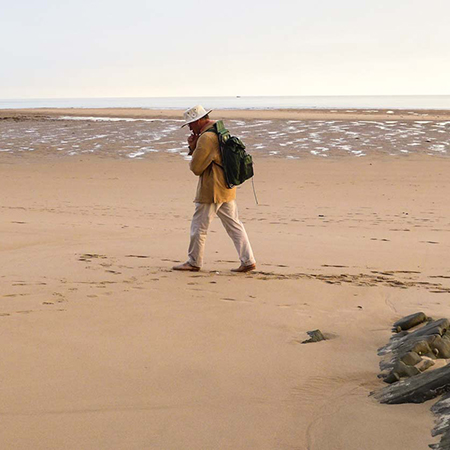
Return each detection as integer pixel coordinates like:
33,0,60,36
213,120,230,143
203,122,226,169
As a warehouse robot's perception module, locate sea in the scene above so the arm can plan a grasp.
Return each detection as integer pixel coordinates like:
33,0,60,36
1,95,450,110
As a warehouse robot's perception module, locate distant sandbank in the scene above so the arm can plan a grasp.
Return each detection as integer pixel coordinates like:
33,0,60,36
2,107,450,122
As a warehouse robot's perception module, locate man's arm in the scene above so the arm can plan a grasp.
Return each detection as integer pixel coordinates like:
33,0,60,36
189,133,215,176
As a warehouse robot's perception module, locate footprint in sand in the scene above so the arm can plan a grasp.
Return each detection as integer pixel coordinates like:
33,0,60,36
3,293,29,298
78,253,107,262
322,264,349,268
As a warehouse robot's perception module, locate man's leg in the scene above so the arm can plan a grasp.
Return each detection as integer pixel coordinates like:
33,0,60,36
216,200,256,269
187,202,217,268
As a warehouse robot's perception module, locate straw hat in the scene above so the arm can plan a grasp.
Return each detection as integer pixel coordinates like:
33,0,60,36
181,105,212,127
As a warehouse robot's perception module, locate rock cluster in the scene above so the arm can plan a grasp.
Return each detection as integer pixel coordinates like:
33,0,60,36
374,312,450,450
378,313,450,385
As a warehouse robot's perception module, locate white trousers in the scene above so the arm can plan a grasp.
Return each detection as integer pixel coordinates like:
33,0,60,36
188,201,256,268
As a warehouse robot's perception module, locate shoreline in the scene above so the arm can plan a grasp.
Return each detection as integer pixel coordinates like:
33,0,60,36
2,107,450,121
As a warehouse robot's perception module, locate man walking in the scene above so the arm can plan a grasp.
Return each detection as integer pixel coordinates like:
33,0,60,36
173,105,256,273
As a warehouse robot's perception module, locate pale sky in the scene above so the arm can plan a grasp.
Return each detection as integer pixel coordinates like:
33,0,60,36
1,0,449,99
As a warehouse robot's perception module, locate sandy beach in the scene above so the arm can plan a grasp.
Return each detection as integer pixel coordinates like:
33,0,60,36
1,108,450,449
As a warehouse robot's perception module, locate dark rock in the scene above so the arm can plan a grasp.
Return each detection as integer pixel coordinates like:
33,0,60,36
401,351,422,366
412,318,449,338
393,312,427,332
384,372,400,384
430,392,450,449
379,336,435,373
374,362,450,404
392,360,421,378
384,361,421,383
417,359,435,372
302,329,326,344
412,339,435,357
431,334,450,359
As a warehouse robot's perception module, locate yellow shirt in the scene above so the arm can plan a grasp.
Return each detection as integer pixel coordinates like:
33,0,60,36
189,124,237,203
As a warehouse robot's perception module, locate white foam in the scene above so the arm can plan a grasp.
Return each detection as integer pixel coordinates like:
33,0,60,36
430,145,447,153
166,148,184,153
243,121,272,128
58,116,183,123
127,151,146,158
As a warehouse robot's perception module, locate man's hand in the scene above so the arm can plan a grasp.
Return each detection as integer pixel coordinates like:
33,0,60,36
188,133,199,155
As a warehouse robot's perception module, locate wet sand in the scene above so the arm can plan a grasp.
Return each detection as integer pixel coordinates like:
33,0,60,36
1,109,450,449
2,107,450,121
1,108,449,159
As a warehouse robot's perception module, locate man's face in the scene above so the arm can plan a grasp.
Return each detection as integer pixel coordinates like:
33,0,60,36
188,119,201,135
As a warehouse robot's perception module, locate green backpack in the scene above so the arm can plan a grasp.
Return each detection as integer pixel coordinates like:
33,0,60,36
206,120,254,189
